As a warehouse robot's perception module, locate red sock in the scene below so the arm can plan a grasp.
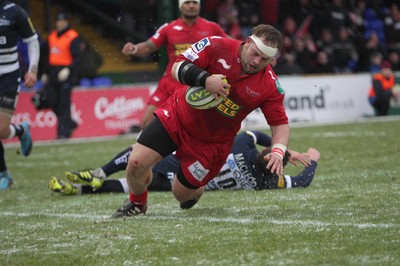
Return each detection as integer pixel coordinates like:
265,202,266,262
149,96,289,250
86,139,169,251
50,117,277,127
129,190,148,205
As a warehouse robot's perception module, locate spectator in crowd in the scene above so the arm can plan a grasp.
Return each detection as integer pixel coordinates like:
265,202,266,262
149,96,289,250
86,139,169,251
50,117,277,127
315,28,335,59
330,26,359,73
326,0,353,32
119,0,157,44
383,3,400,51
368,60,398,116
357,31,387,72
0,0,39,190
349,0,366,34
282,16,298,39
260,0,279,27
309,50,335,74
49,131,318,195
387,50,400,71
274,53,304,75
121,0,226,130
236,0,261,39
216,0,241,39
76,37,103,82
292,36,315,73
279,17,299,57
40,12,81,139
291,0,314,29
369,51,384,74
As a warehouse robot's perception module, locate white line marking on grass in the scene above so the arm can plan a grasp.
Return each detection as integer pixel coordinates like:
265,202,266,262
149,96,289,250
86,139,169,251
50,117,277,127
0,211,397,229
314,131,386,138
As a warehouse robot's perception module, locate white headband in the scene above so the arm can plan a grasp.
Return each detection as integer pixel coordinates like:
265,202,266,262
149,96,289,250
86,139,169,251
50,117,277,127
250,35,278,57
179,0,200,8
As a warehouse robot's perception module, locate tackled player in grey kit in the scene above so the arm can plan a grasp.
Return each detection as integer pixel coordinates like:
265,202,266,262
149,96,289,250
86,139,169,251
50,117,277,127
49,131,319,198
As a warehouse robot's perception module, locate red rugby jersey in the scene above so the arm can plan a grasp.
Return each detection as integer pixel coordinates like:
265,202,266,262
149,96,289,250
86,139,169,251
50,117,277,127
171,36,288,143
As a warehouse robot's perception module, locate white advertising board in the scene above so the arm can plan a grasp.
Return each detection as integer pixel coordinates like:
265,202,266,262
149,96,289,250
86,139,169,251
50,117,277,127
243,74,376,128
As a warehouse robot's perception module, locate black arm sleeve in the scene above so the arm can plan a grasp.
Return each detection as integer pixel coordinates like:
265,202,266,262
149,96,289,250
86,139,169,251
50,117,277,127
177,61,211,87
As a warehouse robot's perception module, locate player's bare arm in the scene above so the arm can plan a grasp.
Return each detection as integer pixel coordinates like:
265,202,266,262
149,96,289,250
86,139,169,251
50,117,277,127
266,124,290,174
121,40,157,57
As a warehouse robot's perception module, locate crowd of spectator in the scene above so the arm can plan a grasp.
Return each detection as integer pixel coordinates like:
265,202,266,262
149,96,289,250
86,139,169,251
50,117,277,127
265,0,400,75
84,0,400,76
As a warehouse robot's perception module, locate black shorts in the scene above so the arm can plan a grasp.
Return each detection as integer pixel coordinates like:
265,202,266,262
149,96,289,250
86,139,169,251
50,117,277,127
137,116,177,157
137,116,198,189
0,70,20,112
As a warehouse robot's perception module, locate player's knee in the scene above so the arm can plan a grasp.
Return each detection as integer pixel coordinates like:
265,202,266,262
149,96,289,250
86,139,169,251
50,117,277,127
126,157,146,178
172,176,203,202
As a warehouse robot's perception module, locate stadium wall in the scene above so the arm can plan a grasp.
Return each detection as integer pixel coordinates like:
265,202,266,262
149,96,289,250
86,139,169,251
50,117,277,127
8,74,382,142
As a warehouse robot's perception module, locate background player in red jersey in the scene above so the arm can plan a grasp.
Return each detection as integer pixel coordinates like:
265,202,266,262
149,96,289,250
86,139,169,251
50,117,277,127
111,24,290,218
121,0,226,129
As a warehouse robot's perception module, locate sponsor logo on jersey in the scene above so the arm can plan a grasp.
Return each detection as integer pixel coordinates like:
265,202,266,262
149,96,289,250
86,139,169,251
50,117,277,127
275,79,285,95
268,70,276,80
188,161,209,182
227,158,235,169
233,153,257,189
0,19,11,26
174,43,191,56
162,109,170,117
277,175,285,188
245,86,260,97
215,98,241,117
191,37,210,53
182,48,199,62
172,25,183,31
217,58,231,69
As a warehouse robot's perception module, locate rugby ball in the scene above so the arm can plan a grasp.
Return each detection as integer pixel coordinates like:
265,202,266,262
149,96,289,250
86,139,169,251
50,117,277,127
185,78,228,110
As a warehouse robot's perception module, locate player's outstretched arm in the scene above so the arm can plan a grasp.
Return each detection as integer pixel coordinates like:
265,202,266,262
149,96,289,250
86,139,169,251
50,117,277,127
285,148,320,189
288,149,311,167
121,40,157,57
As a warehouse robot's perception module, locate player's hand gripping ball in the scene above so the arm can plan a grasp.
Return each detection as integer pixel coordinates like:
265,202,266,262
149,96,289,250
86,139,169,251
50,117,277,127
185,78,228,109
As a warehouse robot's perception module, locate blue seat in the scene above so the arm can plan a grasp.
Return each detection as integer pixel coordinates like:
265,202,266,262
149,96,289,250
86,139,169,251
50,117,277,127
92,77,112,87
79,78,93,87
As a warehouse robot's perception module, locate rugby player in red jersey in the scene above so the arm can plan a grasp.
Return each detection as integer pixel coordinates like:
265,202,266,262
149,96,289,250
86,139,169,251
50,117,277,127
112,24,289,218
121,0,226,129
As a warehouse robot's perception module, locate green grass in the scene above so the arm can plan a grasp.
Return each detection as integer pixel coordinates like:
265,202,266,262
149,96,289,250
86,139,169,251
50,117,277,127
1,118,400,265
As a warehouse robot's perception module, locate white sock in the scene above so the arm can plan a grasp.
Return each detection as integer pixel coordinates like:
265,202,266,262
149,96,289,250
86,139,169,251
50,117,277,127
7,125,16,139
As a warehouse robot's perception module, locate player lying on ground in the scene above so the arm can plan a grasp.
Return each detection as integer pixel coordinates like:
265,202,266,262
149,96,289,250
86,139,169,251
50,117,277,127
48,131,319,198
